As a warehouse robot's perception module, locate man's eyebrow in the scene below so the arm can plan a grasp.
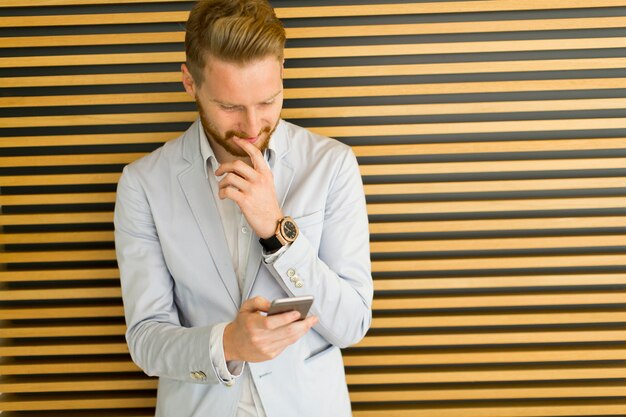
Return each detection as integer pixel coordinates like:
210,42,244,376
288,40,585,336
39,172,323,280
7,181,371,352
210,98,238,107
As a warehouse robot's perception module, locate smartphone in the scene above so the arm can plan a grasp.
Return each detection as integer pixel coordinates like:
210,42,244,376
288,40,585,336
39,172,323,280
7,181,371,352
267,295,314,320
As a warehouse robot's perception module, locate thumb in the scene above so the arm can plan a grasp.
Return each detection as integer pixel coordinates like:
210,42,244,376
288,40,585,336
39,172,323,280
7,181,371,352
241,296,271,313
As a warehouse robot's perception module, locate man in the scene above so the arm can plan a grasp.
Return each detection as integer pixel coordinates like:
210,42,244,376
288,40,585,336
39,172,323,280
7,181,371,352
114,1,372,416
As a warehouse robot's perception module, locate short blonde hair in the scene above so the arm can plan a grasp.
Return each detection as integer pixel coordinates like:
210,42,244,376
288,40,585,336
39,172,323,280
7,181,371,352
185,0,286,85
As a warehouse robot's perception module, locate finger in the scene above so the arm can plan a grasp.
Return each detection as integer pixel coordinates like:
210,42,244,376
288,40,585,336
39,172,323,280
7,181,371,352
304,315,319,328
264,310,302,330
272,318,314,345
215,160,257,180
219,173,249,193
232,137,267,172
273,316,317,342
241,296,271,313
218,185,243,203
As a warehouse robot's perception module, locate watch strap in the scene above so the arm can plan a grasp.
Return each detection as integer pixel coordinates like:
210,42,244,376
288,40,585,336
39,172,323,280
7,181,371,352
259,235,283,253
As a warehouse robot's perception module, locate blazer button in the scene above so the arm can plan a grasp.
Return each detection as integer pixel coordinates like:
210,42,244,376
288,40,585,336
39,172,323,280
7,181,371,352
287,268,296,278
295,281,304,288
289,274,299,283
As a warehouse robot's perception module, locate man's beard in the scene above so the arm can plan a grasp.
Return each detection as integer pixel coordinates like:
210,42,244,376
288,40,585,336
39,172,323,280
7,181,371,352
196,99,277,158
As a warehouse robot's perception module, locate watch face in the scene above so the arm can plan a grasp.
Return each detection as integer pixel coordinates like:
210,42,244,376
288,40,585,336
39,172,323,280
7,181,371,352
282,220,298,240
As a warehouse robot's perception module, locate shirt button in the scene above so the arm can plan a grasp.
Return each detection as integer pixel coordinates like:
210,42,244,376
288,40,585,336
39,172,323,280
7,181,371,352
287,268,296,277
241,226,249,234
224,380,235,387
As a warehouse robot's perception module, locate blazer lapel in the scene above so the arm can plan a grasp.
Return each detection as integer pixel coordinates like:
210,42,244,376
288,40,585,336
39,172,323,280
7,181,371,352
243,121,295,300
178,121,241,308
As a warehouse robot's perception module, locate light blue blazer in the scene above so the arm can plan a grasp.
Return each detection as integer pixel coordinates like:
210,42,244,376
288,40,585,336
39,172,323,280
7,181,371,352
114,119,373,417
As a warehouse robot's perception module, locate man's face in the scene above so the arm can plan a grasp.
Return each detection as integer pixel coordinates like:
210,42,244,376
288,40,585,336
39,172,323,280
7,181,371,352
184,55,284,158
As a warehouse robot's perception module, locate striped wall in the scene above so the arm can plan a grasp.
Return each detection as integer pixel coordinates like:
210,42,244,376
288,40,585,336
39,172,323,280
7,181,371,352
1,1,626,415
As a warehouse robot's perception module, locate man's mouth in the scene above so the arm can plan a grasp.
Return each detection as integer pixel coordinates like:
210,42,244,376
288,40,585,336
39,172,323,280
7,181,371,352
240,136,259,143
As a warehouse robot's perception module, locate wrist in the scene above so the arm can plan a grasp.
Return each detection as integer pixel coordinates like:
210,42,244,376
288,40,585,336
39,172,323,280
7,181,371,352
258,213,283,239
223,322,239,362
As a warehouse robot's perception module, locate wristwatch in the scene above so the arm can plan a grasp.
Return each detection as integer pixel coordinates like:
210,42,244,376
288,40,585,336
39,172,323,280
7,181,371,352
259,216,299,253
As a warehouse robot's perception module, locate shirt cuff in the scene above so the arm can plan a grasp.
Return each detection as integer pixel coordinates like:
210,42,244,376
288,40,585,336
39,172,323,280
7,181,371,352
209,322,245,384
262,242,291,264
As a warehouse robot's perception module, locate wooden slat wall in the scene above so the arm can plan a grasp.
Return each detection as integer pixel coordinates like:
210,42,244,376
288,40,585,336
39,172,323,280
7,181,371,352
1,0,626,415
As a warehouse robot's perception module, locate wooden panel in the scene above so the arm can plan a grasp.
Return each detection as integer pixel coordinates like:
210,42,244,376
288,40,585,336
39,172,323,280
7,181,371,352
0,212,113,226
20,83,621,106
374,273,626,290
4,17,626,47
286,57,626,78
0,269,120,283
0,359,140,375
345,365,626,384
0,132,177,148
344,347,626,365
0,395,155,412
348,382,626,402
367,197,626,215
3,58,626,89
313,119,626,137
0,306,124,320
4,1,626,18
371,254,626,272
4,38,626,67
2,157,625,184
351,401,626,417
0,0,186,6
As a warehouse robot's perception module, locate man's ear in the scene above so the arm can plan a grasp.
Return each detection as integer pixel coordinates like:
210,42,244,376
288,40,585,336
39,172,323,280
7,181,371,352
181,63,196,98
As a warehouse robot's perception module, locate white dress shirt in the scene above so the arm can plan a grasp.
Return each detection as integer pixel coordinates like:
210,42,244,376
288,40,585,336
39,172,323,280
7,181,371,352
199,129,286,417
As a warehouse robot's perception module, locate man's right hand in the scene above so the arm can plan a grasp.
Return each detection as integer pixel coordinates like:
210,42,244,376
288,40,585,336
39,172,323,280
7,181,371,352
223,296,318,363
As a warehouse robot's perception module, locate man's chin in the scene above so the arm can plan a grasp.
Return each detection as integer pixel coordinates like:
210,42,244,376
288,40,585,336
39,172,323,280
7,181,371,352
222,136,268,157
236,135,269,153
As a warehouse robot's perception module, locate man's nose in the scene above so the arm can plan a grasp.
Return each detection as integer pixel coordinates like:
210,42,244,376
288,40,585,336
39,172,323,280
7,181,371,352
241,108,261,138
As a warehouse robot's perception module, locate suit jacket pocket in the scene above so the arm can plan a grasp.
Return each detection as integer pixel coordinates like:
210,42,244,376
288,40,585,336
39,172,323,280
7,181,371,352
304,343,337,364
294,209,323,228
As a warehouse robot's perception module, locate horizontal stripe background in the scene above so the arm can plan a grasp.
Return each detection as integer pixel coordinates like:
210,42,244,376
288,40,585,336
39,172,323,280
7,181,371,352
1,1,625,416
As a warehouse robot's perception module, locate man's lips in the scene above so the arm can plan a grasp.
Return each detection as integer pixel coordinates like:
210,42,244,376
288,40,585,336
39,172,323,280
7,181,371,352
238,136,259,144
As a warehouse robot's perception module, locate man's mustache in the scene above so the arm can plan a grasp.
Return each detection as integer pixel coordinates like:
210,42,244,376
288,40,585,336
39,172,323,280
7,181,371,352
225,126,272,139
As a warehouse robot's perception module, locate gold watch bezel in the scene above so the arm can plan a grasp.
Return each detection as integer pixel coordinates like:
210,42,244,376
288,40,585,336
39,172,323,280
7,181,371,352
276,216,299,245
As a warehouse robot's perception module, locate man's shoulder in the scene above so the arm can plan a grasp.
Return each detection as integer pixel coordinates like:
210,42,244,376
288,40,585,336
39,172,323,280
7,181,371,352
281,120,352,158
125,122,196,176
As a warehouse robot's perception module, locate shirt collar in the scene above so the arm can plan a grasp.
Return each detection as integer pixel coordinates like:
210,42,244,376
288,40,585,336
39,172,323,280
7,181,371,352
198,119,278,179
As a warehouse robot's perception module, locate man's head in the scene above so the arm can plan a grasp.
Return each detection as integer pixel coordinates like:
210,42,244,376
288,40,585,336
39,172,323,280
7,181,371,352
182,0,286,159
184,0,286,87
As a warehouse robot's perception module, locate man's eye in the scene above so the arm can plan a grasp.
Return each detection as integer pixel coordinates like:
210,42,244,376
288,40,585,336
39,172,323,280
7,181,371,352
220,105,239,111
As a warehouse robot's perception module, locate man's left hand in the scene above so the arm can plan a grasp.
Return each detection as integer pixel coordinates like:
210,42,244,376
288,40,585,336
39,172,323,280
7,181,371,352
215,137,282,239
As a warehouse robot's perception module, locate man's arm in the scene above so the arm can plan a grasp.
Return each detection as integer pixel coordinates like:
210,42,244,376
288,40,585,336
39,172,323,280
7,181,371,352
217,138,373,350
265,147,372,348
115,165,225,384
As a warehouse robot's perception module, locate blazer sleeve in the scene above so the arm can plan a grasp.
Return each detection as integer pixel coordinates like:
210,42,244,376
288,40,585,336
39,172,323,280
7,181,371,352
264,147,373,348
114,164,223,385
